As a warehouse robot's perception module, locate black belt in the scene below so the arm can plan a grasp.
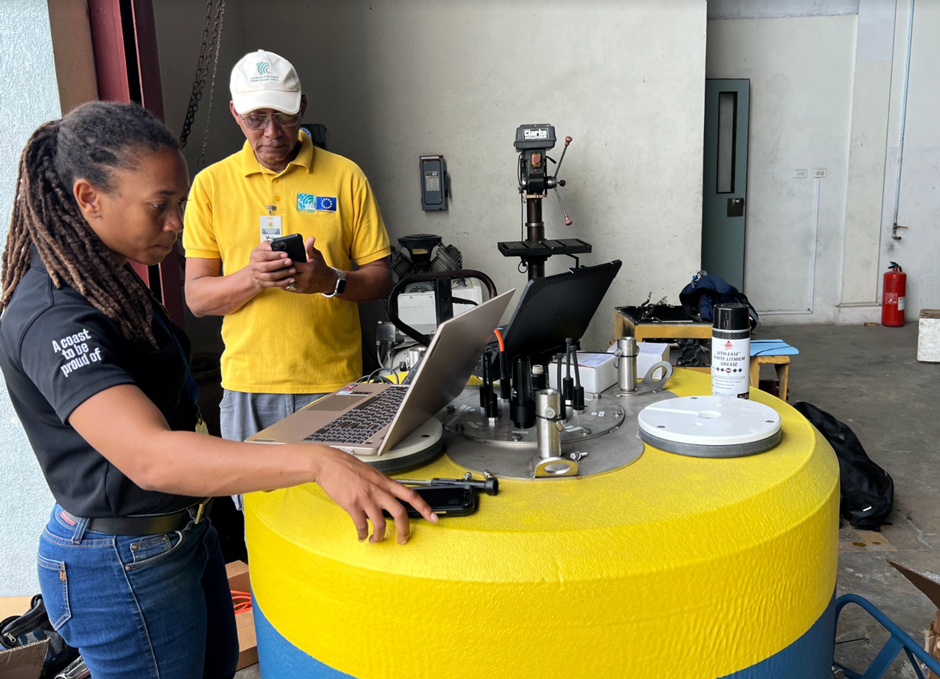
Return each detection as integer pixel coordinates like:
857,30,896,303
62,498,212,537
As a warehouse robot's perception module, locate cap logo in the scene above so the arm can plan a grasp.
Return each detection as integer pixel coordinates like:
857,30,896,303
249,61,280,84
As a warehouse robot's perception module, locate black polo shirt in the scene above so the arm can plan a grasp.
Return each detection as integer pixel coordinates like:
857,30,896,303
0,249,199,518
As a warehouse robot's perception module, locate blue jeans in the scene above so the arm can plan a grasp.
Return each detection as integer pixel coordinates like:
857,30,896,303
220,389,325,511
219,389,326,442
37,505,238,679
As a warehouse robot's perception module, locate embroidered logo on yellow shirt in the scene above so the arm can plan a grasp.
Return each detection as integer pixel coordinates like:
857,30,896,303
298,193,337,213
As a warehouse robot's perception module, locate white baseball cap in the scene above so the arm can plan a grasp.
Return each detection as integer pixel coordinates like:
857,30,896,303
230,50,302,114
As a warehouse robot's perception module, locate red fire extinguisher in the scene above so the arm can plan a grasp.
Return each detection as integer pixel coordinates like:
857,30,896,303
882,262,906,327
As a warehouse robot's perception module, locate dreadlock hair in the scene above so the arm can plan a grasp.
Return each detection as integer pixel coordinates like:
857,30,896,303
1,101,181,347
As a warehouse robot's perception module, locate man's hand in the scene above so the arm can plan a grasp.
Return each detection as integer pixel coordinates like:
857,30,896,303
313,446,439,544
247,240,296,290
287,237,338,295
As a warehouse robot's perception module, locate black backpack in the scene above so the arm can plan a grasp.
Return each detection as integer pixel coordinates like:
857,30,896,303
794,401,894,530
679,271,760,330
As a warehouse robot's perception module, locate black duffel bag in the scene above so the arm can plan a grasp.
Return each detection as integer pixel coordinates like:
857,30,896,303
0,594,79,678
794,401,894,530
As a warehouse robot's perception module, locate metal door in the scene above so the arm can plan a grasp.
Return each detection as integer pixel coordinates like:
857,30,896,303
702,79,749,291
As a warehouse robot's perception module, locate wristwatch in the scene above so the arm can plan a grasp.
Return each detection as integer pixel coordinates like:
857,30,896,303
322,267,347,298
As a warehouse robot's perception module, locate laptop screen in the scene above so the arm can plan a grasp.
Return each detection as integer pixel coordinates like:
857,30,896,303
379,289,515,453
500,260,622,362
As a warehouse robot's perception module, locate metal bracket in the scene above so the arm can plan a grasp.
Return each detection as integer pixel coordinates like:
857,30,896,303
532,456,580,478
617,361,673,397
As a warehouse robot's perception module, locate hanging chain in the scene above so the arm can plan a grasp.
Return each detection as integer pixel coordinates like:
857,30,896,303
179,0,225,157
179,0,214,149
196,0,225,170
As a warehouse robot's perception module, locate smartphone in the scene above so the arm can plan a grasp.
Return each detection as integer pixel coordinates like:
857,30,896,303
384,484,478,519
270,233,307,262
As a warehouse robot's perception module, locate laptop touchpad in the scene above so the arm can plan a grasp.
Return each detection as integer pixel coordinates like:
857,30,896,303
305,394,370,411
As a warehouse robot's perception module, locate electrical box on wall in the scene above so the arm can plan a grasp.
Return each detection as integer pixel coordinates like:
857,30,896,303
420,155,447,211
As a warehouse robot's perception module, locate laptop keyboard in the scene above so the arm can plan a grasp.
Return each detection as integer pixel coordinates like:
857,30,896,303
304,387,408,445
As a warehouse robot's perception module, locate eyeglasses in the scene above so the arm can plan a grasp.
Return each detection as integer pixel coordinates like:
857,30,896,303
238,111,302,130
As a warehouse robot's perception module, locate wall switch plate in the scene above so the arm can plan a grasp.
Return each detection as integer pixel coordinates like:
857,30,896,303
813,169,827,178
794,169,808,178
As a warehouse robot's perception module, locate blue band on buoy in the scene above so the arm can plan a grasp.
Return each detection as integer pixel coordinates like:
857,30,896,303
254,600,355,678
254,592,836,679
721,593,836,678
252,599,356,679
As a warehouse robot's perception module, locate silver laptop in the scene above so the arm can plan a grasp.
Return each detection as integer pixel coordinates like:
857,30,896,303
246,289,514,455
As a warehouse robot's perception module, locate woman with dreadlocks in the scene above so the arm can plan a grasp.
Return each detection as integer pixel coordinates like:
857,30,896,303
0,101,435,679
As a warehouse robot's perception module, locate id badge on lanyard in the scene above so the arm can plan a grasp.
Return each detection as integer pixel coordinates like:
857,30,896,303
260,214,282,242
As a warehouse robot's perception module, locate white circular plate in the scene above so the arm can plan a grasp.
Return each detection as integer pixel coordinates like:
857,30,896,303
637,395,782,458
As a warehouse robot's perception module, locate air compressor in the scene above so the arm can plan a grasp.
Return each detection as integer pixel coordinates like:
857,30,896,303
882,262,906,327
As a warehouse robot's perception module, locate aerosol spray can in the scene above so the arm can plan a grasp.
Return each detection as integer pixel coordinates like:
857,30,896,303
711,303,750,399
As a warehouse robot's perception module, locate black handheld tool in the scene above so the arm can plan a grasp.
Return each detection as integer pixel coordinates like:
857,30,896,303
391,473,499,519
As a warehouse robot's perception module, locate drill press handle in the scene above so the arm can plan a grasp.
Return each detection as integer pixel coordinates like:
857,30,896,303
548,136,573,225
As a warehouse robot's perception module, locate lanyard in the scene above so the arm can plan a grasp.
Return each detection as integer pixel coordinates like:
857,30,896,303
153,312,199,409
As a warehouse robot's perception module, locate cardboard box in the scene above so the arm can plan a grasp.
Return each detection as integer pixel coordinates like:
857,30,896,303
226,561,258,671
0,596,36,621
0,639,48,679
888,560,940,678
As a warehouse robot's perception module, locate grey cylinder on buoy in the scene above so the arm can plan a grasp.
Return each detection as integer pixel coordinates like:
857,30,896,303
711,303,751,399
615,336,638,393
535,388,562,460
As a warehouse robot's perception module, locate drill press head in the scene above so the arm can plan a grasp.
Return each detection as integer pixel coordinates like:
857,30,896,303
515,124,557,195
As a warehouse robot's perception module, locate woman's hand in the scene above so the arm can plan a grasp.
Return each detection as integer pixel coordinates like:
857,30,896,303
68,385,436,542
313,446,439,544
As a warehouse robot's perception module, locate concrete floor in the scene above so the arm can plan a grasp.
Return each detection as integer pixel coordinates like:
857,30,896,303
234,322,940,678
768,322,939,678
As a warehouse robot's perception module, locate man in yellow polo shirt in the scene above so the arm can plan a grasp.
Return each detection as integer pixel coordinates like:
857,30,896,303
183,50,393,462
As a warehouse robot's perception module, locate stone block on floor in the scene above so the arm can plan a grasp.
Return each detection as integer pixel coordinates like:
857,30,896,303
918,310,940,363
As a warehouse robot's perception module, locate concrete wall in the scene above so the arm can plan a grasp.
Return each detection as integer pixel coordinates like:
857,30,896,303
155,0,708,352
154,0,249,180
878,0,940,319
154,0,251,357
707,0,939,325
706,16,857,320
839,0,894,321
0,0,60,595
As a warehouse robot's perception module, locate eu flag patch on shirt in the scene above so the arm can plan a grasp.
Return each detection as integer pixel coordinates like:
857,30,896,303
297,193,337,213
